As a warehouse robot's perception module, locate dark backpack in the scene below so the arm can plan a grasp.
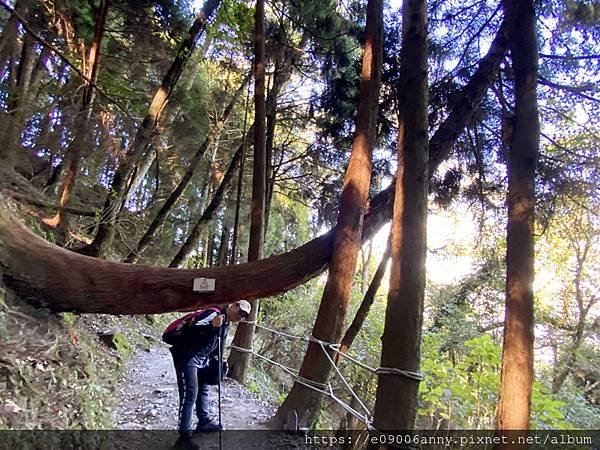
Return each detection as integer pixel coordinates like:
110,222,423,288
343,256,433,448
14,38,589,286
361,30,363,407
162,307,221,346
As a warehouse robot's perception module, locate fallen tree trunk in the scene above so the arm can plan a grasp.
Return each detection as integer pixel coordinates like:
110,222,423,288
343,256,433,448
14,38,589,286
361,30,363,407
0,184,393,314
0,21,507,315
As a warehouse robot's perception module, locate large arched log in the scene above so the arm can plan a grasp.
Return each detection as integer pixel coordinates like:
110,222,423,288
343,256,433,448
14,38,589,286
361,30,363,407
0,185,394,314
0,20,507,314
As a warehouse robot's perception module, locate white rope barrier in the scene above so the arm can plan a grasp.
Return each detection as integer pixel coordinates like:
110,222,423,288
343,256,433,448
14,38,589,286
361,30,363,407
229,344,328,390
248,321,308,342
315,339,372,424
244,321,425,383
326,383,375,430
308,333,340,349
328,345,379,373
228,344,253,353
227,343,373,429
229,321,424,431
376,367,424,382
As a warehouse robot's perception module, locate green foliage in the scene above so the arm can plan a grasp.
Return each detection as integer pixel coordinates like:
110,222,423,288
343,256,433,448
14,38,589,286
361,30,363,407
419,333,499,428
419,332,574,429
211,0,254,46
60,312,78,327
111,332,134,360
247,281,324,407
171,61,213,150
531,381,572,430
264,193,311,256
246,365,281,405
559,0,600,30
554,378,600,429
1,0,597,435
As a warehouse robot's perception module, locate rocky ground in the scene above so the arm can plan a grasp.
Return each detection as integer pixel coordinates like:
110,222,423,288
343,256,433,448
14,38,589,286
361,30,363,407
112,346,314,449
114,346,276,431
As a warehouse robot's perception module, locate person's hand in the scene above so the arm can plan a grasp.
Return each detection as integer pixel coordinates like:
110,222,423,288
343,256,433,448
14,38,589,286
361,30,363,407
211,314,224,327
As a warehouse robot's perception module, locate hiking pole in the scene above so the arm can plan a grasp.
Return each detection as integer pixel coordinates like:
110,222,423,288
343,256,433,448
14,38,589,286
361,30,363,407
217,326,223,450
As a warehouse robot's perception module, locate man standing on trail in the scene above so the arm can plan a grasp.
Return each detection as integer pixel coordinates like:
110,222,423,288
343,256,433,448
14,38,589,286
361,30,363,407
169,300,251,449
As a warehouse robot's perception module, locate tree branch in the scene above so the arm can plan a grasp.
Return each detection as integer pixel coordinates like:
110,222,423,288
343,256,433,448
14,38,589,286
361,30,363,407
0,0,137,122
539,75,600,103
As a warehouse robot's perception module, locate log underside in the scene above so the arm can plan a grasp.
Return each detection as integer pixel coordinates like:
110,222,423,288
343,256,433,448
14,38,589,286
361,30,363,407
0,185,393,314
0,20,506,315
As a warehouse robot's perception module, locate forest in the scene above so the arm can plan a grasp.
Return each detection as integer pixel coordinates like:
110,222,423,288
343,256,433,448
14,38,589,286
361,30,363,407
0,0,598,442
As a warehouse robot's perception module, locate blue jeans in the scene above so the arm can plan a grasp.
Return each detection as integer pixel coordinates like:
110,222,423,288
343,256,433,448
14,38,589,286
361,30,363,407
174,364,210,433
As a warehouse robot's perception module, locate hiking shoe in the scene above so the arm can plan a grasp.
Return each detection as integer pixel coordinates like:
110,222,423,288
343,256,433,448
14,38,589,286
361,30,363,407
194,419,223,432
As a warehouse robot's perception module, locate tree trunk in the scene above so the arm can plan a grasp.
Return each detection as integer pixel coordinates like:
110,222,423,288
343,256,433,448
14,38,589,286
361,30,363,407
0,25,507,315
230,84,252,265
228,0,267,383
230,136,246,265
1,1,33,171
270,0,382,428
263,32,309,236
495,0,539,436
428,21,507,171
0,0,21,71
84,0,221,257
338,238,391,359
47,0,110,244
217,225,230,266
372,0,429,433
6,39,33,171
206,232,215,266
0,193,332,313
359,240,374,294
169,142,246,268
125,36,215,200
124,76,250,263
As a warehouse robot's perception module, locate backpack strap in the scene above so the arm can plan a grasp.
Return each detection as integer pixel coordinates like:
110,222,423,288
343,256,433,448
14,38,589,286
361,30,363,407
191,306,223,326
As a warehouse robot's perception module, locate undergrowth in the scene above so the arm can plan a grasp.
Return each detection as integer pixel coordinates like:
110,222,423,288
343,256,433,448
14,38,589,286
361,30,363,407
0,290,122,429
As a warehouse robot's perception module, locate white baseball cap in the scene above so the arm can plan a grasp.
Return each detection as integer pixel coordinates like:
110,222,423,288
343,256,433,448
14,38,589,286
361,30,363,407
235,300,251,317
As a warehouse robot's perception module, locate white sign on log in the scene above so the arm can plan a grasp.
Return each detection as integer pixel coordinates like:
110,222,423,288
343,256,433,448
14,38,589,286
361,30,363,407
193,278,216,292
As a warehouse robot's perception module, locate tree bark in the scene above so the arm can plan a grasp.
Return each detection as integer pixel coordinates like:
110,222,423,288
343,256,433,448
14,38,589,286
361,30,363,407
1,0,32,171
263,32,309,236
230,87,251,265
372,0,429,433
495,0,539,437
3,33,34,169
359,240,374,295
217,225,230,266
169,141,246,268
228,0,267,383
338,238,391,359
124,76,250,263
125,37,214,200
270,0,383,428
84,0,221,257
47,0,110,244
0,0,21,71
0,23,507,316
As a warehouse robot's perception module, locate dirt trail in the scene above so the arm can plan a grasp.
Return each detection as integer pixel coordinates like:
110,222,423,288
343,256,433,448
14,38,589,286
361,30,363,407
114,346,275,431
112,347,317,449
110,346,337,450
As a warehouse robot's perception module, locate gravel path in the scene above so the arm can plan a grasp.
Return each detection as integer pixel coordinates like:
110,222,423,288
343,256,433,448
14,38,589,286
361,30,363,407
111,347,318,449
114,346,276,431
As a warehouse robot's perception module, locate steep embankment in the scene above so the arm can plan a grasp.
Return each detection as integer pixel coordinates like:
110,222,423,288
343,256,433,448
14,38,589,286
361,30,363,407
0,292,130,429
